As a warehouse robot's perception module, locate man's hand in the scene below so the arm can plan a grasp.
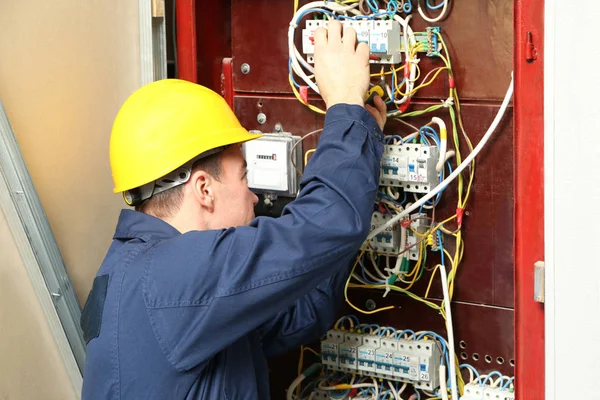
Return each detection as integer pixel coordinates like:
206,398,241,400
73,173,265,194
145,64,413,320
314,20,370,109
365,95,387,131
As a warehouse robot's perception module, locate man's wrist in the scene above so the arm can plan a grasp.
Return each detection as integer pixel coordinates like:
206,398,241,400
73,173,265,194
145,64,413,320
325,97,364,109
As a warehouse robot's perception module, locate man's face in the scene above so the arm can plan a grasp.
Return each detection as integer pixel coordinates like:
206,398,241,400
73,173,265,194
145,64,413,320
211,145,258,228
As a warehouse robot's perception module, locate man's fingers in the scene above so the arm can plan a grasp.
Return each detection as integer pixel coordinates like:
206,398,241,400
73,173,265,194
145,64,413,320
356,42,370,64
314,27,328,50
343,27,357,52
327,20,343,46
373,95,387,118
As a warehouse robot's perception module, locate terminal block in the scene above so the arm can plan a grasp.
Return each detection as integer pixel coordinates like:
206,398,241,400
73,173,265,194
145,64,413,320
461,383,515,400
370,212,401,255
426,27,441,56
303,19,401,64
380,143,440,193
400,29,443,54
321,330,442,390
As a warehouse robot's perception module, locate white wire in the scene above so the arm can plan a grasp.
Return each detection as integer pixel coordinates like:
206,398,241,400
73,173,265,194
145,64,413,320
367,76,514,241
431,116,447,171
439,365,449,400
417,0,450,23
287,374,305,400
388,380,400,400
288,1,361,95
439,263,458,400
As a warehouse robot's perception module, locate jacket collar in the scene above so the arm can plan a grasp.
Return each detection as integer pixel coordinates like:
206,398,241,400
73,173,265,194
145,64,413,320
113,209,181,242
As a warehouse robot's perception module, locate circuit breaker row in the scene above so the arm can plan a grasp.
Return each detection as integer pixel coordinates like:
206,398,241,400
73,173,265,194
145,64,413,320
303,20,441,64
460,383,515,400
380,143,439,193
321,330,441,391
303,20,402,64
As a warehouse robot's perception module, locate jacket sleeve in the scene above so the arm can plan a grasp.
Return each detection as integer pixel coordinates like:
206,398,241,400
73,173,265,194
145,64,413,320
142,104,384,372
257,261,350,358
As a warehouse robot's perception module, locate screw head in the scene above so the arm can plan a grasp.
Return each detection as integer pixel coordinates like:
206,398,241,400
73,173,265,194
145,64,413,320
274,123,283,132
257,113,267,124
365,299,377,311
241,63,250,74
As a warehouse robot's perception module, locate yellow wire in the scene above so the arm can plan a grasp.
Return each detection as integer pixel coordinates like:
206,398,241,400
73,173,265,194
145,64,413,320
344,248,396,314
304,149,316,166
289,76,326,115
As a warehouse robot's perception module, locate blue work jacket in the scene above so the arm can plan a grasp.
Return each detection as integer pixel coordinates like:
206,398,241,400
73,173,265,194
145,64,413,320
81,104,384,399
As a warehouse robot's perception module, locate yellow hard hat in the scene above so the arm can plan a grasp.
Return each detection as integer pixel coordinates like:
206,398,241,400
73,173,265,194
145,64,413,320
110,79,261,196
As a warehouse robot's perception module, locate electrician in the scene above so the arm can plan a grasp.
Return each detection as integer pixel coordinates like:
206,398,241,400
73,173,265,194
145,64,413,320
81,21,387,399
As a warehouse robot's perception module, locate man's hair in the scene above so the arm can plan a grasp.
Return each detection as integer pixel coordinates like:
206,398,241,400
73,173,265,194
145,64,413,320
135,153,222,219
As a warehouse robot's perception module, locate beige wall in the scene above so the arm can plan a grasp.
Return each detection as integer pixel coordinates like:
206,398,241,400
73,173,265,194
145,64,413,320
0,210,78,399
0,0,142,397
0,0,141,304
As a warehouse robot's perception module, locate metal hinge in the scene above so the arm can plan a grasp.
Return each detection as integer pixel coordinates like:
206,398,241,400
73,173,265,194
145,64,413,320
534,261,545,303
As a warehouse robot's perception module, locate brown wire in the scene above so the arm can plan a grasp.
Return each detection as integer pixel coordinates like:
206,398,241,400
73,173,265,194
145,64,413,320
291,128,323,176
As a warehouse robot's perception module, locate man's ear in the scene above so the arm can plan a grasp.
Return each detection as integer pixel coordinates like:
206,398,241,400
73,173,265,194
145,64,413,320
189,170,215,212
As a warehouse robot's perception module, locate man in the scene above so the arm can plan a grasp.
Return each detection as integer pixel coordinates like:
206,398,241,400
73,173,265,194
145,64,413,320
81,21,387,399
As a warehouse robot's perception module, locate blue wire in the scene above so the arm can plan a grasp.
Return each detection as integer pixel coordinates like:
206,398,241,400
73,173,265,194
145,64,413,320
360,258,386,285
378,326,397,336
396,329,416,339
502,377,515,390
295,8,336,24
387,0,399,14
483,371,504,387
426,0,446,10
346,315,360,325
288,58,301,88
399,191,407,205
403,0,413,13
415,388,421,400
330,390,351,399
459,364,482,384
361,324,382,333
366,0,379,12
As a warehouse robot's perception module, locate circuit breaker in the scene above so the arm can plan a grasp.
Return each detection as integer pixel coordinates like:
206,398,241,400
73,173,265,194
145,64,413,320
406,213,428,260
370,212,401,254
242,132,302,197
338,332,363,373
380,143,439,193
303,19,402,64
320,330,345,369
322,330,441,390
